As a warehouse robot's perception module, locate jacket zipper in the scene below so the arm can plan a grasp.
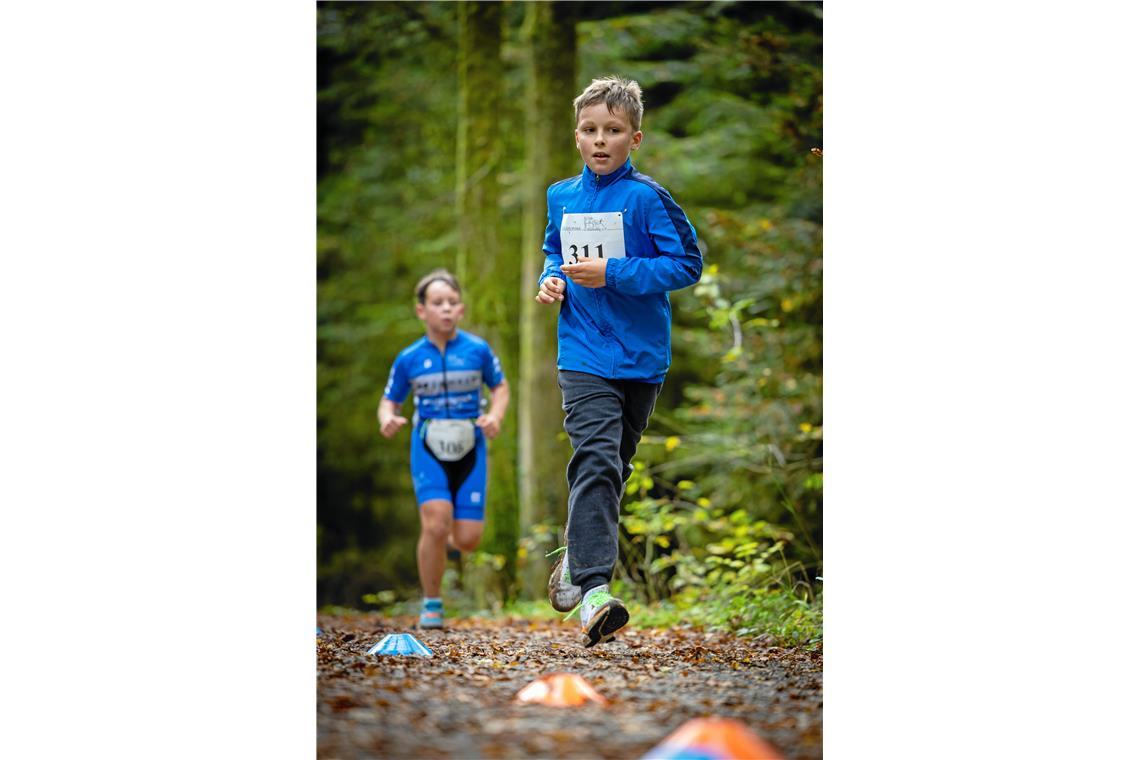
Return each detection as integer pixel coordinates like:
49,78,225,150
586,171,611,352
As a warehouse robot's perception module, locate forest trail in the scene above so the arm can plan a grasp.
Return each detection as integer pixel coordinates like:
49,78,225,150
317,613,822,759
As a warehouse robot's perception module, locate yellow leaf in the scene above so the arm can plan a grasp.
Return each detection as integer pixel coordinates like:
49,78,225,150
760,218,773,231
665,436,681,452
781,298,795,312
677,480,695,490
517,546,528,560
799,423,812,433
697,497,711,508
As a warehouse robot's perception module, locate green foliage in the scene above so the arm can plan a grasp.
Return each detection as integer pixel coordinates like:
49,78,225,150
318,2,822,646
613,462,820,645
620,589,822,647
317,1,534,605
360,589,397,608
581,3,822,641
318,2,465,605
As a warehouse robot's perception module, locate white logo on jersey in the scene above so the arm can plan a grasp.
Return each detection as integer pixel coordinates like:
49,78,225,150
423,359,432,368
471,492,481,504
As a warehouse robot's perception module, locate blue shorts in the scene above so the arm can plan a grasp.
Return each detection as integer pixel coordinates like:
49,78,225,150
410,423,487,521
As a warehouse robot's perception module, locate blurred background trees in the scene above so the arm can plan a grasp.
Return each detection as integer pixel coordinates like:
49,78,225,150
318,0,821,639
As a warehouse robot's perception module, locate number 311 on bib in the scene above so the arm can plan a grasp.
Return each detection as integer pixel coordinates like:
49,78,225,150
560,212,626,266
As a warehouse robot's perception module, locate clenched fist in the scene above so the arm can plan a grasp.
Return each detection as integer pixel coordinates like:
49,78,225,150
536,276,566,305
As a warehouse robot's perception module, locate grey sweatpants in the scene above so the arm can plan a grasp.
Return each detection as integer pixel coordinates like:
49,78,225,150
558,369,662,594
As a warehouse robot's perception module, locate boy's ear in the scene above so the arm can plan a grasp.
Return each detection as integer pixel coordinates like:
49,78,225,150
456,303,466,319
415,302,426,320
632,130,643,150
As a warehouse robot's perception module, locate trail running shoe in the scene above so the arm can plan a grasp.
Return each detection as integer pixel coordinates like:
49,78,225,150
418,600,444,630
546,546,582,613
579,585,628,648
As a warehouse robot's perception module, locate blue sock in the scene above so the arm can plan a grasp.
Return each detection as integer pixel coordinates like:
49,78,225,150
423,597,443,611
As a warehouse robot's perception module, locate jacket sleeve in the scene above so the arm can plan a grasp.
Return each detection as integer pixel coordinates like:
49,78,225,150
539,186,566,286
604,189,703,296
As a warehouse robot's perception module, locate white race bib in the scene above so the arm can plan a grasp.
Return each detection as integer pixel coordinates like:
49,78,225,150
423,419,476,462
560,212,626,266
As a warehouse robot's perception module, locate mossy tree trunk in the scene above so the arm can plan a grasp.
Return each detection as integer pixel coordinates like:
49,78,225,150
517,1,578,599
456,0,518,602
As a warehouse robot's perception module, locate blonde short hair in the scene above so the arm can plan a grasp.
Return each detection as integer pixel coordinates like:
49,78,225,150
573,76,644,132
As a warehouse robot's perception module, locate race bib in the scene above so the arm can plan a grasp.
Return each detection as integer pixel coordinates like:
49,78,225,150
424,419,476,462
560,212,626,266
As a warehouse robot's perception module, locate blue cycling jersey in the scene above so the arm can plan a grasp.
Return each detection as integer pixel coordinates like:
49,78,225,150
383,330,505,424
384,329,503,518
540,158,703,384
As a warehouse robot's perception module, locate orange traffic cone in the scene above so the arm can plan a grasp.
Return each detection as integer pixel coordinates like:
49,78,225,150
641,717,784,760
514,672,609,707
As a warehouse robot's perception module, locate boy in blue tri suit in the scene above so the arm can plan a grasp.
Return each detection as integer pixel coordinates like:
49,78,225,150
379,269,510,630
535,76,703,647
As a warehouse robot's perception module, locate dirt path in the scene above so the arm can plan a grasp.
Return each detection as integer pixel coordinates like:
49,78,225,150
318,613,821,759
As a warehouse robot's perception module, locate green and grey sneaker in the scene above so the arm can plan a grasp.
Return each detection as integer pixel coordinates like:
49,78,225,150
546,546,582,613
578,585,628,648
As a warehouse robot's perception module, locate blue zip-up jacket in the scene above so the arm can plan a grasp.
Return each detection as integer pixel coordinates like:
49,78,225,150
540,158,703,383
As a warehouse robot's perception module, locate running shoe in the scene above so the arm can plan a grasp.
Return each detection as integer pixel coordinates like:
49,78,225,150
418,600,444,630
546,546,582,612
578,585,628,648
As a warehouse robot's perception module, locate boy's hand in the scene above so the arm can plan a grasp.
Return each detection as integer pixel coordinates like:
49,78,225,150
380,415,407,438
535,275,565,305
475,413,502,439
560,258,607,289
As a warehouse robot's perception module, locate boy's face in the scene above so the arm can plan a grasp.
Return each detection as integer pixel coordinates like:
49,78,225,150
575,103,642,176
415,281,464,336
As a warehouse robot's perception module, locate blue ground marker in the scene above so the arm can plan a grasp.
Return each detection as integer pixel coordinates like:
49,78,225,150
367,633,433,657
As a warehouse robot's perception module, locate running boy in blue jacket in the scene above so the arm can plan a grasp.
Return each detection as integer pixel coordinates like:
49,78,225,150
380,269,510,630
535,76,703,647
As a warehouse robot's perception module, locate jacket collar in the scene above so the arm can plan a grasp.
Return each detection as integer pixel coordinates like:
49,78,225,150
581,158,634,187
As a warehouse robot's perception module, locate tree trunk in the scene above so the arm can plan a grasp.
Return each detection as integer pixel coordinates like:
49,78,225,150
517,2,578,599
456,0,518,602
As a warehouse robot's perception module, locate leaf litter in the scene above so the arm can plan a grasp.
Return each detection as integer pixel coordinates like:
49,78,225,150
318,613,821,759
